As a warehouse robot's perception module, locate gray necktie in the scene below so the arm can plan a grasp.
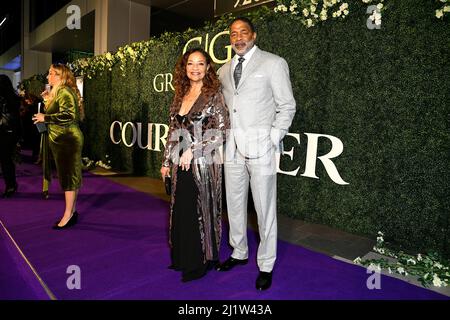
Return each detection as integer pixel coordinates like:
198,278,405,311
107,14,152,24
233,56,245,88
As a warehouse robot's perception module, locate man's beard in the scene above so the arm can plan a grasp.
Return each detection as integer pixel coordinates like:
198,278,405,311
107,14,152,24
232,39,255,55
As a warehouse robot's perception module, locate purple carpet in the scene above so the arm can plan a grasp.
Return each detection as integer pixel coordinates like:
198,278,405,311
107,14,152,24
0,153,447,300
0,226,50,300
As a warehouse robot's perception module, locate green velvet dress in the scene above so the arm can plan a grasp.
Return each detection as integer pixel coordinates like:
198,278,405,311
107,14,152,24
42,86,83,191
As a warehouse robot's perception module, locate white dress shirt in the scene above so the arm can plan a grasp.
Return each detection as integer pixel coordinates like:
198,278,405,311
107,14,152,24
231,45,258,73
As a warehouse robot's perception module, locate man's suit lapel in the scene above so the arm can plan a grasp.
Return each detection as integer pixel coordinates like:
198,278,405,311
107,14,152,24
236,47,261,90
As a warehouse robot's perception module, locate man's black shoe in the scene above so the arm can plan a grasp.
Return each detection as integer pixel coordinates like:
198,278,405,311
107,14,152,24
256,271,272,291
215,257,248,271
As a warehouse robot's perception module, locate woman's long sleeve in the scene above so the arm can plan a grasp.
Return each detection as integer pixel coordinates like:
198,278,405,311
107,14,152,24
162,113,179,167
44,88,77,125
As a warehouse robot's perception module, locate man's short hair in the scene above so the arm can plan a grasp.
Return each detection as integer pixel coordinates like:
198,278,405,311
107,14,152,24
229,17,256,33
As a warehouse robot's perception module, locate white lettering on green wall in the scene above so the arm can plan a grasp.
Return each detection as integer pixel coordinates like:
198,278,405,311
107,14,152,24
109,121,169,152
110,122,348,184
183,31,233,65
153,73,174,92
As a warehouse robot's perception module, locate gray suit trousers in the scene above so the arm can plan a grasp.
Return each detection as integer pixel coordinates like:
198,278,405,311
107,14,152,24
224,146,277,272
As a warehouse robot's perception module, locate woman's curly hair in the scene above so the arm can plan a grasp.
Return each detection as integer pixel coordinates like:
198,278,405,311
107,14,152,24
172,48,220,112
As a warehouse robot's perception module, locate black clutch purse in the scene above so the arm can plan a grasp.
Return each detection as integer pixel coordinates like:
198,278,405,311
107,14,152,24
164,176,171,195
35,122,47,133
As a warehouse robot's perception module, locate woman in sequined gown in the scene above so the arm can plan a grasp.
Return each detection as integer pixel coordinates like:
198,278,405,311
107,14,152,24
161,48,230,282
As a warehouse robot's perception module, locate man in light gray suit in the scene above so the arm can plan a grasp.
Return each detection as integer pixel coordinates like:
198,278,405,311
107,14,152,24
215,17,296,290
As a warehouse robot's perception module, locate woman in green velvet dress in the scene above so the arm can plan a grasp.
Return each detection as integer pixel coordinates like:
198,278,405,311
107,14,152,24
33,63,84,229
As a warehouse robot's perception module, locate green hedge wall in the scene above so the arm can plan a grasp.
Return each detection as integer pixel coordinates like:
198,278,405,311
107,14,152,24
83,0,449,257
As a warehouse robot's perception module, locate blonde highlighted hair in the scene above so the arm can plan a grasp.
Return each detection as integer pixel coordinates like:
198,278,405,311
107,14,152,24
46,63,84,120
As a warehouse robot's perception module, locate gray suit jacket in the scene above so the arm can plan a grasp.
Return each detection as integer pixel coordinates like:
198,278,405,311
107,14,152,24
218,47,296,159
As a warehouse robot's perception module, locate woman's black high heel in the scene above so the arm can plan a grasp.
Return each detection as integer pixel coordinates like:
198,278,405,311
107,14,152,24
2,184,18,198
54,211,78,224
207,260,219,271
42,191,49,200
52,211,78,230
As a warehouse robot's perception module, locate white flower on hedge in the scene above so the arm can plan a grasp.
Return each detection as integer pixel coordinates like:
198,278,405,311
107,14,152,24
433,274,443,287
370,12,382,25
375,246,382,252
444,6,450,12
354,257,362,264
377,3,384,10
436,10,444,18
320,13,327,20
306,18,313,27
96,160,112,170
388,267,392,274
434,262,443,269
397,267,405,274
105,52,113,61
310,5,316,13
126,46,135,55
407,258,416,265
303,8,309,17
343,9,349,15
417,254,423,261
340,3,348,10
